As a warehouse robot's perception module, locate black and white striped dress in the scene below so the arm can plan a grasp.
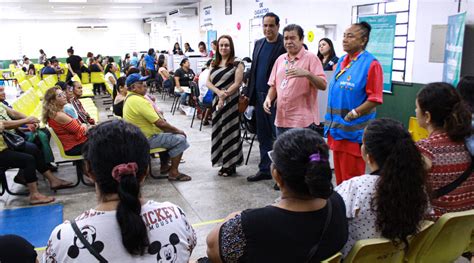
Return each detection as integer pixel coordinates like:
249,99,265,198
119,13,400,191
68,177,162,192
210,61,243,168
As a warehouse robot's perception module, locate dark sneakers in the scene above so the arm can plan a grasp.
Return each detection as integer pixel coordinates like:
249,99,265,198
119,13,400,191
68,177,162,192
247,172,272,182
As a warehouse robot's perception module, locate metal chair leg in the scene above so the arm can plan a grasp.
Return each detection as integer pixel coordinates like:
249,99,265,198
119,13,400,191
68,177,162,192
148,157,167,179
245,134,257,165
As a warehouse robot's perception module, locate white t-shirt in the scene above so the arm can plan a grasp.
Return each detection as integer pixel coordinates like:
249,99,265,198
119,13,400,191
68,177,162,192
43,200,197,263
198,68,210,102
105,72,116,91
335,174,379,256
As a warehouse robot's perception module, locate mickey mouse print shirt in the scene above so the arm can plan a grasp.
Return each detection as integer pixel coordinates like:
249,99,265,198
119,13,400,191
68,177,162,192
43,200,197,263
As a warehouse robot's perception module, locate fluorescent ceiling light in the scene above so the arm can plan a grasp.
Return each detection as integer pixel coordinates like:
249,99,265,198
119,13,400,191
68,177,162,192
51,6,84,9
53,10,82,13
111,6,143,9
49,0,87,3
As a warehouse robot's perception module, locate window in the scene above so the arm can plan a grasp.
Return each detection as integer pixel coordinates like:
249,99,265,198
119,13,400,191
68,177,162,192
352,0,414,83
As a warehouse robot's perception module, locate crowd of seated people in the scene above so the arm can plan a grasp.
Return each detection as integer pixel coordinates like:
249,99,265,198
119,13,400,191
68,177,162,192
3,43,474,262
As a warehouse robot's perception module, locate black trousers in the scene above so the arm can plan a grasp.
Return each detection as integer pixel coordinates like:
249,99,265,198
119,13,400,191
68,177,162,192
0,142,48,184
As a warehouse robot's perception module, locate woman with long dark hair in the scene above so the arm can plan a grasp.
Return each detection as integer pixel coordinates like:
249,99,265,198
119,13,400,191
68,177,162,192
206,129,347,262
336,118,428,255
317,38,338,71
43,120,196,262
206,35,244,177
66,46,84,82
416,82,474,220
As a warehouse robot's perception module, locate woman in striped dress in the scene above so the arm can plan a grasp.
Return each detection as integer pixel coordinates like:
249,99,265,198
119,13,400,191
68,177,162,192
207,35,244,177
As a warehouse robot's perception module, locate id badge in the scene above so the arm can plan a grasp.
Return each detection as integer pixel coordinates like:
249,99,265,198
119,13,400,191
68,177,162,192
280,79,288,89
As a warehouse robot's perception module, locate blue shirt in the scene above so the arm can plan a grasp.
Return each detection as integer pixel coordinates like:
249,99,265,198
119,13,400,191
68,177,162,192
41,66,56,75
130,56,139,67
255,41,276,93
144,55,155,70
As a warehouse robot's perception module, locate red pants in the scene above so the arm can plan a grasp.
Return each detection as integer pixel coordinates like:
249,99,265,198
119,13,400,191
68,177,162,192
333,150,365,185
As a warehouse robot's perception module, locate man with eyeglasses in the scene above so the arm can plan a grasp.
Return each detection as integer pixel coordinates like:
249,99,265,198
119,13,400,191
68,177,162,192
123,73,191,182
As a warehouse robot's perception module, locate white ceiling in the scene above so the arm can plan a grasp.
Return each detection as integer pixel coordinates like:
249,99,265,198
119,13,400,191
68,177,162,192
0,0,199,20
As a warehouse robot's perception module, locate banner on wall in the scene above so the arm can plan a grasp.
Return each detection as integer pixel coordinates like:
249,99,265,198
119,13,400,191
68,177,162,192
442,12,466,87
358,14,396,93
207,30,217,53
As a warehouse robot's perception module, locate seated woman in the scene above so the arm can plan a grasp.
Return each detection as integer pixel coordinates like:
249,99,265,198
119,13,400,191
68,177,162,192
158,58,172,94
336,118,428,256
70,81,95,125
0,120,70,205
113,77,127,117
415,82,474,220
43,120,196,262
174,58,195,106
206,128,348,262
43,87,88,156
55,81,78,119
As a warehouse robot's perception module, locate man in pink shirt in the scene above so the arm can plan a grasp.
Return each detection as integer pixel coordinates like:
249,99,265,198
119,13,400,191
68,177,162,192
264,24,327,137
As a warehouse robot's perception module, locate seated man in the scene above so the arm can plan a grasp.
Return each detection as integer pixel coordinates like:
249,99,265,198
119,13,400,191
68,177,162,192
123,73,191,181
40,60,56,78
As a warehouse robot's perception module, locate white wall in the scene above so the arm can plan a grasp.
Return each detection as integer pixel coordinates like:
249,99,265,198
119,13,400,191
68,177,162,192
198,0,353,58
0,19,150,60
411,0,471,84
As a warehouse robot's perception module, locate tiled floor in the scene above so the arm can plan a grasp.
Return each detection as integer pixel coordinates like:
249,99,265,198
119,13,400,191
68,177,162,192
0,93,280,260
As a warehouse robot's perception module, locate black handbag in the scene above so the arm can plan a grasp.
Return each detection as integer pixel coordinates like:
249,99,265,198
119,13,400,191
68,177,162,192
2,130,25,151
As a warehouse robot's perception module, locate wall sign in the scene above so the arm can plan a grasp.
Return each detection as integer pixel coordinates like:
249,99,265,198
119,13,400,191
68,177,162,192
359,14,397,93
443,12,466,87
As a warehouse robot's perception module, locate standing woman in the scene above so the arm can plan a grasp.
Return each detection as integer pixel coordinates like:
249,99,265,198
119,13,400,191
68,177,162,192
207,35,244,177
104,63,118,97
38,49,47,64
66,46,84,82
324,22,384,185
144,48,157,79
415,82,474,220
317,38,339,71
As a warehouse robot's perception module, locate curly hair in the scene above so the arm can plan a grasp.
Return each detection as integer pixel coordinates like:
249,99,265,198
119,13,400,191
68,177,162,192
42,86,62,124
364,118,428,247
417,82,471,141
271,128,333,199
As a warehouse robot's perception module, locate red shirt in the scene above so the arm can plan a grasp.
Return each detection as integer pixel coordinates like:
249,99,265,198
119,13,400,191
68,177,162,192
48,117,87,151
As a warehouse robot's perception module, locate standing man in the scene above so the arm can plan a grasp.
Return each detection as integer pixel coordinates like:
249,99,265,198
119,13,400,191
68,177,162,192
324,22,383,185
264,24,327,190
264,24,327,136
246,12,286,182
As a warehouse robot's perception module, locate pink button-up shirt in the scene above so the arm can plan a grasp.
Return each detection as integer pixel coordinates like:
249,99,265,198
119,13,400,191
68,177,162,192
268,47,327,128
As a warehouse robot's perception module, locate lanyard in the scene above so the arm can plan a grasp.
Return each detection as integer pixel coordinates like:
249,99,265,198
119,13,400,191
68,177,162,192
284,57,296,79
335,51,365,81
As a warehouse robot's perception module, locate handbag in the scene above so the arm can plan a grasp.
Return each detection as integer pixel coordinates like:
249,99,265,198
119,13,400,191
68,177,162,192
238,95,249,113
71,219,108,263
2,130,25,151
433,157,473,199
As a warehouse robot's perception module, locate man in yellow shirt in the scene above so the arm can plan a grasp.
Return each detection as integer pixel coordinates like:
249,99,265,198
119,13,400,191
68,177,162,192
123,73,191,181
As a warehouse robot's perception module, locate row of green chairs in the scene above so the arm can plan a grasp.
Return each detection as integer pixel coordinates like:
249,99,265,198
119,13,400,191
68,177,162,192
344,209,474,263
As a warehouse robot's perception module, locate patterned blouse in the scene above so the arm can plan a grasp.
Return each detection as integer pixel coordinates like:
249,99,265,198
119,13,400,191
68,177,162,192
416,131,474,220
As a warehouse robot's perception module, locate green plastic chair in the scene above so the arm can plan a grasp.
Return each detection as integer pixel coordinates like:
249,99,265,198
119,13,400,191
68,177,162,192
405,210,474,263
344,238,405,263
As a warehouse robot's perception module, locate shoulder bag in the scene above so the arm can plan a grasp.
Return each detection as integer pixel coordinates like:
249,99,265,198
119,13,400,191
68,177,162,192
70,219,108,263
305,198,333,263
2,130,25,151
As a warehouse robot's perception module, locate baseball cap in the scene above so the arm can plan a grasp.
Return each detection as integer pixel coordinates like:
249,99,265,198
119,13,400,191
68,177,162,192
126,73,148,87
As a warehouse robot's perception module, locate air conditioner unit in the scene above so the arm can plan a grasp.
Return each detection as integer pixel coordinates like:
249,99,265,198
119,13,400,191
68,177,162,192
76,25,109,31
168,8,197,17
77,26,93,31
93,25,109,31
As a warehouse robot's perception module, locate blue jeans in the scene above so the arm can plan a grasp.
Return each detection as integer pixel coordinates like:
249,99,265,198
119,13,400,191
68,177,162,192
255,91,276,175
